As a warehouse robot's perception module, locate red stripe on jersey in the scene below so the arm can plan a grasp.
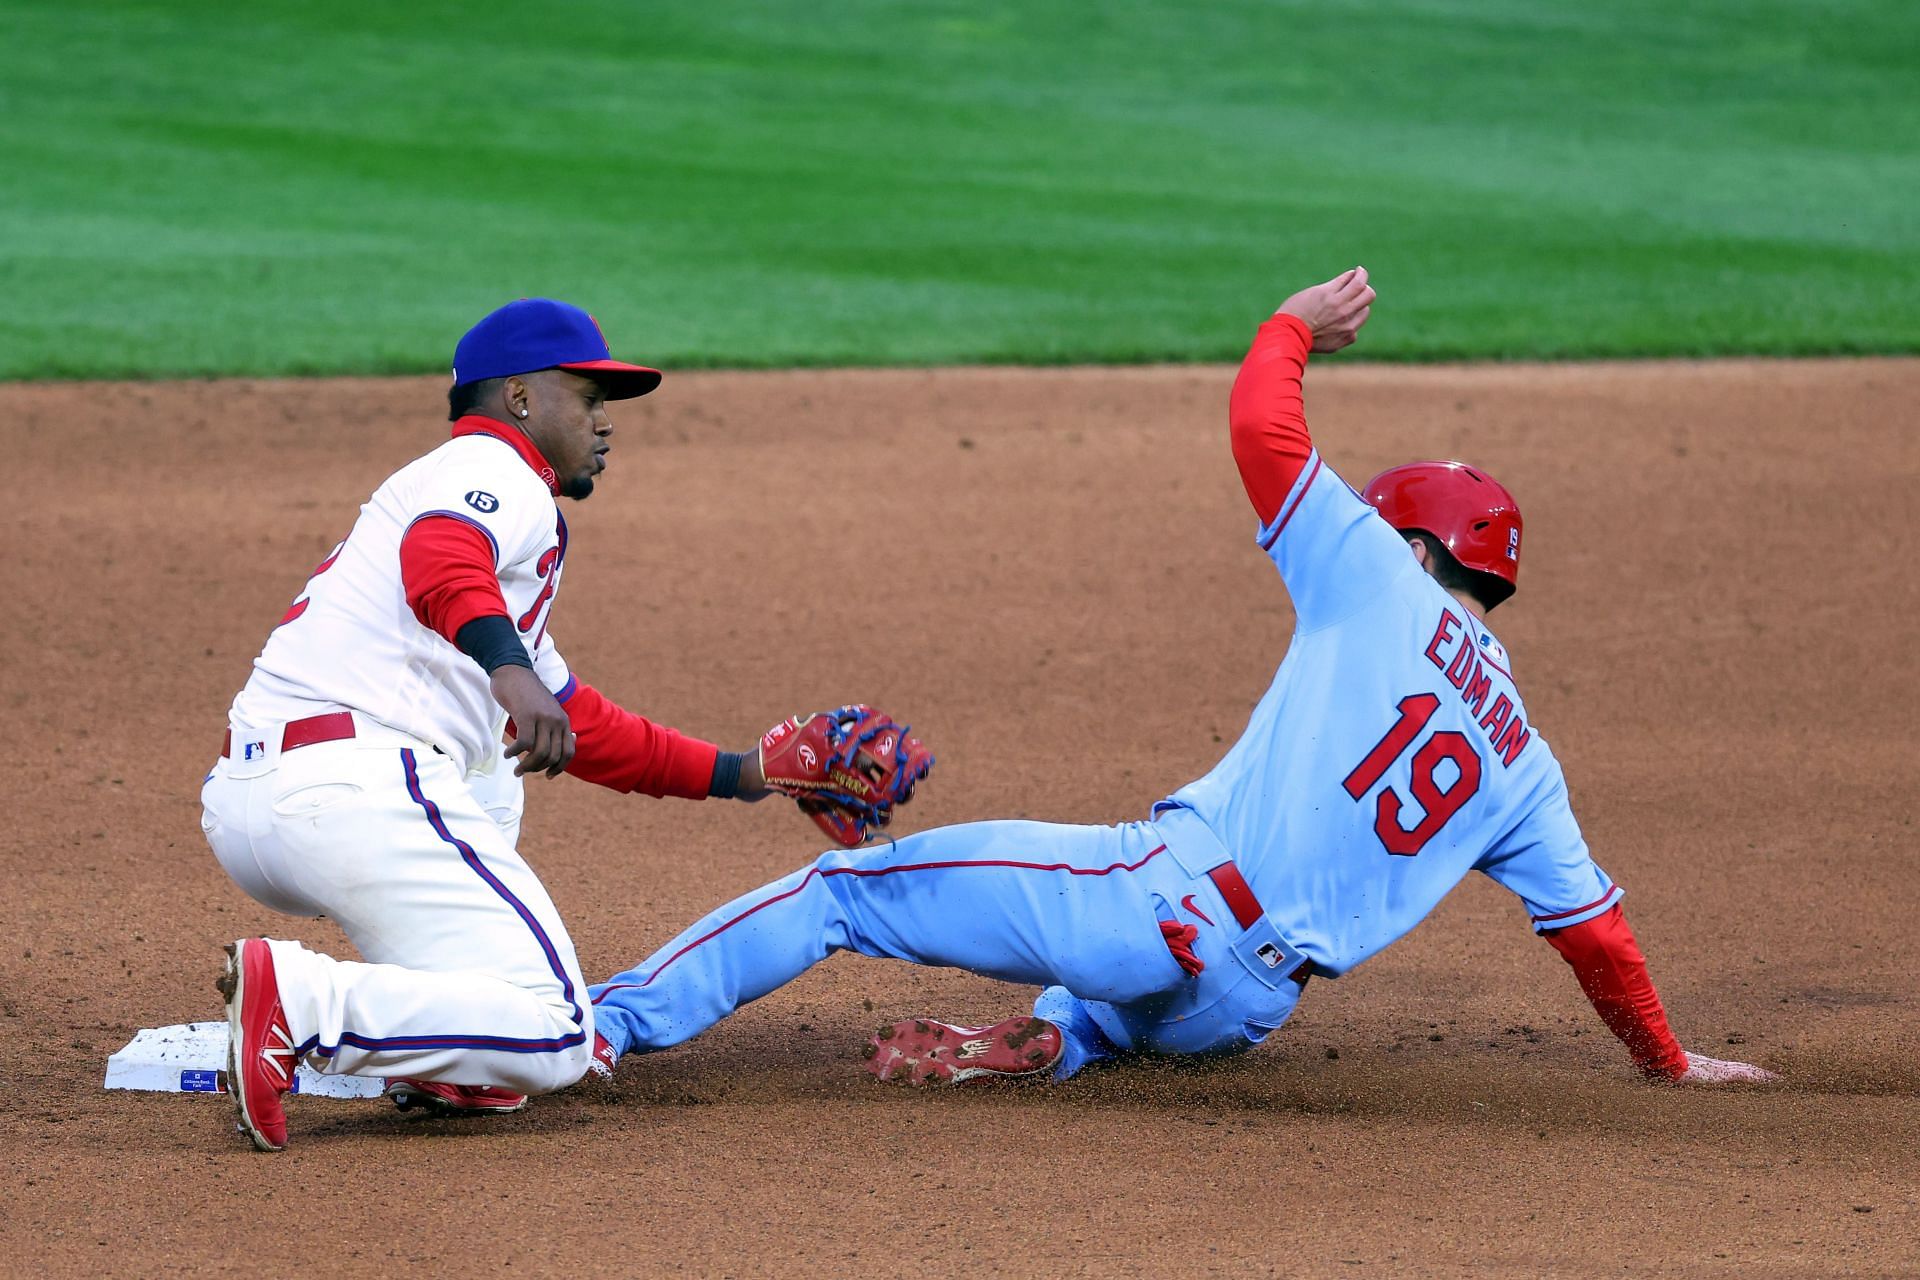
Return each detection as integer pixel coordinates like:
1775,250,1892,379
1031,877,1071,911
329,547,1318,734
1530,885,1622,924
1260,455,1323,551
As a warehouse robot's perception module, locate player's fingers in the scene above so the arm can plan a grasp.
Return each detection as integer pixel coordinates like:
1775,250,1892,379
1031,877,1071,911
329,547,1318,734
519,718,556,777
505,729,535,775
541,717,570,777
550,728,576,778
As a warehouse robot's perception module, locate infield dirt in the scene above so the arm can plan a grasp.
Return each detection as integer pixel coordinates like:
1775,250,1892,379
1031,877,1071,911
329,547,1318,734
2,359,1916,1277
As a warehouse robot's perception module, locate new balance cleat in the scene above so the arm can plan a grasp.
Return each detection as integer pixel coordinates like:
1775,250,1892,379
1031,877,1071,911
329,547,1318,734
216,939,297,1152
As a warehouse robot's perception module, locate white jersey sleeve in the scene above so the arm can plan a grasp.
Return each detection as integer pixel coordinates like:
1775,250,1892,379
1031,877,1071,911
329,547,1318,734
1474,769,1623,932
414,443,575,697
410,443,557,575
534,634,573,700
1258,451,1423,632
232,434,571,775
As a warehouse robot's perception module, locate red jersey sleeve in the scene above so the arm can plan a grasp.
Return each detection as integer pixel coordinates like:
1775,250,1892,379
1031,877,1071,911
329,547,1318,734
559,681,719,799
1542,905,1689,1080
1228,312,1317,526
400,514,510,641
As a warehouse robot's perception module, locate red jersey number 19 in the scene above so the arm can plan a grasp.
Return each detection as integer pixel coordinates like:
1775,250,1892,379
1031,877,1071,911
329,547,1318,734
1342,693,1483,856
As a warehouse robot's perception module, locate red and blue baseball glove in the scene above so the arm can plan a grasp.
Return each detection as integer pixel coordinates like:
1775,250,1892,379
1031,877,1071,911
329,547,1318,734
758,705,934,847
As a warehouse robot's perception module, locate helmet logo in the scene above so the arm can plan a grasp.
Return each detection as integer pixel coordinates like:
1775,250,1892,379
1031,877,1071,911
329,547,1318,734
1506,527,1521,560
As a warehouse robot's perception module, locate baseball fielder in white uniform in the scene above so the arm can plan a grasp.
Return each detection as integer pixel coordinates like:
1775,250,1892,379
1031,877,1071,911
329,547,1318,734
203,299,928,1151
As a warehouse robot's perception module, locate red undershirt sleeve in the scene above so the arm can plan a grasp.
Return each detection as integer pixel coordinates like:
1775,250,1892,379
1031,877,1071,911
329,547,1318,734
400,515,510,641
1228,312,1317,526
1542,904,1689,1080
558,681,719,799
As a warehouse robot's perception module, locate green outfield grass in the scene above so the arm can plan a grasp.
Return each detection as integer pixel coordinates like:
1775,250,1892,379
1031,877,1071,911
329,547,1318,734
4,0,1916,377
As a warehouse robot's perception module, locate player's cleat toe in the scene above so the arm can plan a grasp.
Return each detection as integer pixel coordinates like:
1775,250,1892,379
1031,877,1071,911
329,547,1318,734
384,1079,529,1116
219,939,296,1152
864,1016,1063,1086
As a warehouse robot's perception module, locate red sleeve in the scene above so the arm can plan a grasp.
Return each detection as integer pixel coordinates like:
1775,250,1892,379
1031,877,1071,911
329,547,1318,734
559,681,719,799
1228,312,1316,526
400,515,509,641
1542,905,1688,1080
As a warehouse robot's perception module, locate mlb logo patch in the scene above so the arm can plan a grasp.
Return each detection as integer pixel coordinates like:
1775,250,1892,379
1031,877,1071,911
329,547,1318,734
1255,942,1285,969
1506,527,1521,560
242,741,267,761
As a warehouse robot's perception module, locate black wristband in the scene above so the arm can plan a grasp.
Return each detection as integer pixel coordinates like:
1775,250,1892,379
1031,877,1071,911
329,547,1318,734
709,750,747,800
454,615,534,674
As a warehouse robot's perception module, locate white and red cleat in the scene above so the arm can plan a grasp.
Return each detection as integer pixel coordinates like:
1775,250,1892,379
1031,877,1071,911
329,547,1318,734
864,1016,1063,1086
385,1080,529,1115
216,939,297,1152
585,1032,618,1082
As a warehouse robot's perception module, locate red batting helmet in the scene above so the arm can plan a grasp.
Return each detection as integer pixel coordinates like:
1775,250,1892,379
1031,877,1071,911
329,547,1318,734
1361,461,1523,600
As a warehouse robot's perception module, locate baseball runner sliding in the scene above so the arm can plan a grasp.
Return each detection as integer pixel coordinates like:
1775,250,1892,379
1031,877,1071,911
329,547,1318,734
204,300,930,1151
587,269,1778,1089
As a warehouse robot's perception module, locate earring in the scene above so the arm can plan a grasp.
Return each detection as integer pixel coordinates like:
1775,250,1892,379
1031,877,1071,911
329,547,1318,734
518,408,529,417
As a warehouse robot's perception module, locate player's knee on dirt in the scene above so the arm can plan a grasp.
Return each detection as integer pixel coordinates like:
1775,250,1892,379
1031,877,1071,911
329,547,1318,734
492,1023,596,1095
1123,973,1304,1059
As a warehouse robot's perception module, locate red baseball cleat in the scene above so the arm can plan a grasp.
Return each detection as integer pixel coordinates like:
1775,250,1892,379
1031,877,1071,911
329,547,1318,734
864,1016,1063,1086
216,939,297,1152
585,1032,618,1082
385,1079,529,1115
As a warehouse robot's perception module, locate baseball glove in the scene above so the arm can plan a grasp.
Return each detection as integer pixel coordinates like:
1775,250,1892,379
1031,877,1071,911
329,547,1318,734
759,705,934,847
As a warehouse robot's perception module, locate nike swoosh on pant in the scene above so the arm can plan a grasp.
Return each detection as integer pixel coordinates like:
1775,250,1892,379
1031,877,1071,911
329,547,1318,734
1180,894,1214,927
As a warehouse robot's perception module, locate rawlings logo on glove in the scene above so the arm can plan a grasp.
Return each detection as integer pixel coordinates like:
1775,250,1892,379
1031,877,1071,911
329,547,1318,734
760,705,934,847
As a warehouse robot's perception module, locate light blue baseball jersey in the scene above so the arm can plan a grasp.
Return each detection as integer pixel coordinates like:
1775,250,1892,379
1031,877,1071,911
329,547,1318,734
1155,450,1620,976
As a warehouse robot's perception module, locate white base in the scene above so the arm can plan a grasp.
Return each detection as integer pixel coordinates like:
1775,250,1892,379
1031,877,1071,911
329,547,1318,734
105,1022,384,1099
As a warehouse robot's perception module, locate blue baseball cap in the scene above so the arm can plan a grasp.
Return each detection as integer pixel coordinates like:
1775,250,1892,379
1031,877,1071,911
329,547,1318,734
453,298,662,400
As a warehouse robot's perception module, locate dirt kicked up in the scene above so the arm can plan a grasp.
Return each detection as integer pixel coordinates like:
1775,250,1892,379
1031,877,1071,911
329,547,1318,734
2,358,1916,1276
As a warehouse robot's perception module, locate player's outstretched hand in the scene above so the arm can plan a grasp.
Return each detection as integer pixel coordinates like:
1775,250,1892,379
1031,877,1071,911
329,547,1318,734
1277,266,1375,353
492,665,576,778
1670,1052,1780,1086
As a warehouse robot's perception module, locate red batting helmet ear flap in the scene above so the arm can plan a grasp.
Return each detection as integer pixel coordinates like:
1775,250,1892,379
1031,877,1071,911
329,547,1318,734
1362,461,1524,595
